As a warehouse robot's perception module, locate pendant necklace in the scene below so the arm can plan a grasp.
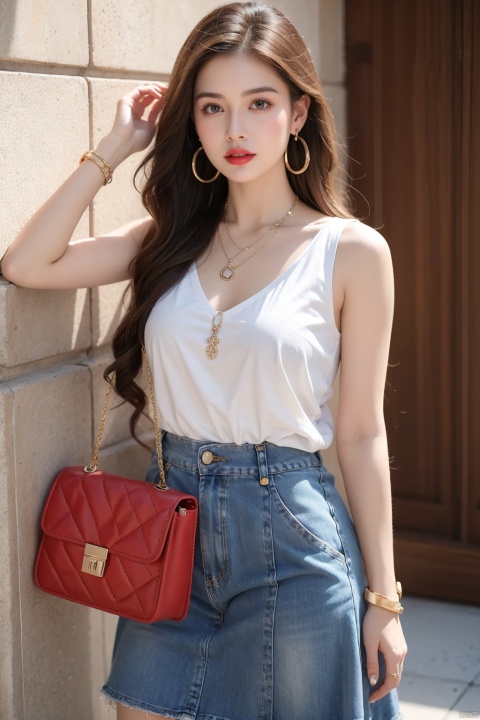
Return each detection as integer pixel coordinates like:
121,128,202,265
206,311,223,360
205,196,298,359
219,195,298,281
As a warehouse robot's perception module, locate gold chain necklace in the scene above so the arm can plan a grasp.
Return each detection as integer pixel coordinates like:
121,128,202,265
218,196,298,281
216,224,271,271
205,196,298,359
223,203,283,254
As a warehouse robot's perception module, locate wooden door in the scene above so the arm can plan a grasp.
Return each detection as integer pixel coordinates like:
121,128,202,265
345,0,480,605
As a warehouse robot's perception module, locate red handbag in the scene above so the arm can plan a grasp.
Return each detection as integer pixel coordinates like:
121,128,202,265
34,347,198,624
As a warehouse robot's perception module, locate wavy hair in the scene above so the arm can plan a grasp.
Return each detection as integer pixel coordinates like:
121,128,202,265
104,1,353,448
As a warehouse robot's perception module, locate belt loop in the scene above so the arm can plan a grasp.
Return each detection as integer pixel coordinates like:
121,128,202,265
254,443,270,486
316,449,323,466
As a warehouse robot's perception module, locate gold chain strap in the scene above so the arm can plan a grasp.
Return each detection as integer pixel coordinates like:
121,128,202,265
84,346,168,490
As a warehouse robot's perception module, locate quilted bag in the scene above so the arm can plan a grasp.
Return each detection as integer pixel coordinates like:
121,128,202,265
34,347,198,624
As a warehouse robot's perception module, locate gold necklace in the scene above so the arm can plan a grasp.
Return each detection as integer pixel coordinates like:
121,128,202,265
223,203,279,254
219,196,298,281
205,196,298,359
206,311,223,360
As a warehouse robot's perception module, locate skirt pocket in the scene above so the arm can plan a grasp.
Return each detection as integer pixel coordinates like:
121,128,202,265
270,467,347,564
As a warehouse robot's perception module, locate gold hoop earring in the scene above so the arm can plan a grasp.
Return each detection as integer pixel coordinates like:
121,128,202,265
192,146,220,183
284,132,310,175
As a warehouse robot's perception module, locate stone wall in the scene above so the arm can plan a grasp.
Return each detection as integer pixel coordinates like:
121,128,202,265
0,1,346,718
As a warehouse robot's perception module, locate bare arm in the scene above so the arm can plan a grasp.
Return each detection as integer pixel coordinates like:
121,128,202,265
335,221,397,598
0,82,167,289
334,221,407,702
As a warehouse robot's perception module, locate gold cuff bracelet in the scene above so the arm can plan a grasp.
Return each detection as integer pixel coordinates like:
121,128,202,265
364,580,404,614
79,150,113,185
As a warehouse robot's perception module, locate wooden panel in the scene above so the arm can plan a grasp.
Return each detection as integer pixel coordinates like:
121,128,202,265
382,1,457,535
346,0,480,605
394,537,480,606
344,0,374,223
467,0,480,546
347,0,458,535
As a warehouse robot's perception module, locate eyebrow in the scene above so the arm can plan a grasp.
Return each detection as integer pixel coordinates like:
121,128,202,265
195,86,279,101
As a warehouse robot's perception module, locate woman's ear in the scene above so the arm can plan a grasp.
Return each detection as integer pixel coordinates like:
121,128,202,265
290,94,311,133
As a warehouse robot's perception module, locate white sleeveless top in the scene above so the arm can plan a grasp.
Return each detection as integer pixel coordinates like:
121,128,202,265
144,217,356,452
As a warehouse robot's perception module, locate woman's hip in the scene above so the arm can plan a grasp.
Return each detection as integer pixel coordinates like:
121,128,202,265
144,431,367,606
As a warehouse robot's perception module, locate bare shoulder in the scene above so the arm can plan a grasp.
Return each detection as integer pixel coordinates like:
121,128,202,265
339,218,390,253
297,206,389,255
295,204,333,235
336,219,393,287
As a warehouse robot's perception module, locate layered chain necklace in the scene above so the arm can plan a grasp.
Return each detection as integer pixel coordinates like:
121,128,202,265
218,196,298,281
205,196,298,359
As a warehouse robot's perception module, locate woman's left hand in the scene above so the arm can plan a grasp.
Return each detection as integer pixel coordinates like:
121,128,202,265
363,604,408,704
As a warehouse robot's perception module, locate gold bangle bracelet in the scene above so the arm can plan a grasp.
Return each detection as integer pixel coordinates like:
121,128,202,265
363,583,403,615
79,150,113,185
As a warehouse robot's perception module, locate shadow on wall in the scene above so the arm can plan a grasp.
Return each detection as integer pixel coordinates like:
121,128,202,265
0,2,19,58
90,283,132,360
0,282,91,379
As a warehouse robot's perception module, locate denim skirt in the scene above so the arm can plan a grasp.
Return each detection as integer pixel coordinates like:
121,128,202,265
101,432,403,720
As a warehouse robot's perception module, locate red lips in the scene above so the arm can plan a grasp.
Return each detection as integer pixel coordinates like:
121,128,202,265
224,148,256,165
225,147,255,158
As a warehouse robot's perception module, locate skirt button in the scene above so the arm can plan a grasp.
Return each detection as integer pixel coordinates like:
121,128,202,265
202,451,214,465
259,477,269,486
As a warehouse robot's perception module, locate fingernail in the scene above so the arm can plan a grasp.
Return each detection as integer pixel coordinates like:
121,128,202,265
369,674,377,686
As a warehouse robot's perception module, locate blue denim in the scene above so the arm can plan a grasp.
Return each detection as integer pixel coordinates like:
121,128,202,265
101,432,403,720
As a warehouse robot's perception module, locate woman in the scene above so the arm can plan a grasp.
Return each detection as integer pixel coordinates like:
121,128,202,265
1,3,407,719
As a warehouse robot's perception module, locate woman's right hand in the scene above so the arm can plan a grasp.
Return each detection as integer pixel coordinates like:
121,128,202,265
106,82,169,158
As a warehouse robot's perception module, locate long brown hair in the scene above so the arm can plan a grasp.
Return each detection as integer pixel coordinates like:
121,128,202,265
105,1,353,448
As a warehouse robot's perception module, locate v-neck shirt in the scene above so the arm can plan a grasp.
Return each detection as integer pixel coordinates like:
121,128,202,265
144,216,357,452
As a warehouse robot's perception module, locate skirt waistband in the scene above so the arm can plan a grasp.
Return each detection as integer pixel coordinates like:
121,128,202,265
158,431,325,476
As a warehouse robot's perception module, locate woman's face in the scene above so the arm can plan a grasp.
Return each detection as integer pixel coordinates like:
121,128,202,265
193,52,306,183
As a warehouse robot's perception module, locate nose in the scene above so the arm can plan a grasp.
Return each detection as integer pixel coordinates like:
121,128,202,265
225,110,247,141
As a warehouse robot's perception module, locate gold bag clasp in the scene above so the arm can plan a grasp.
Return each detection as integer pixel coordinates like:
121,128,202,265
81,543,108,577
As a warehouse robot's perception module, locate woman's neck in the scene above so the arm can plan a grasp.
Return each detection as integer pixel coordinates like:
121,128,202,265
225,166,297,233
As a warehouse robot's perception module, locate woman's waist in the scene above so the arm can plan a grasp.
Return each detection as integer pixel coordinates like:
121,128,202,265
157,430,324,475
